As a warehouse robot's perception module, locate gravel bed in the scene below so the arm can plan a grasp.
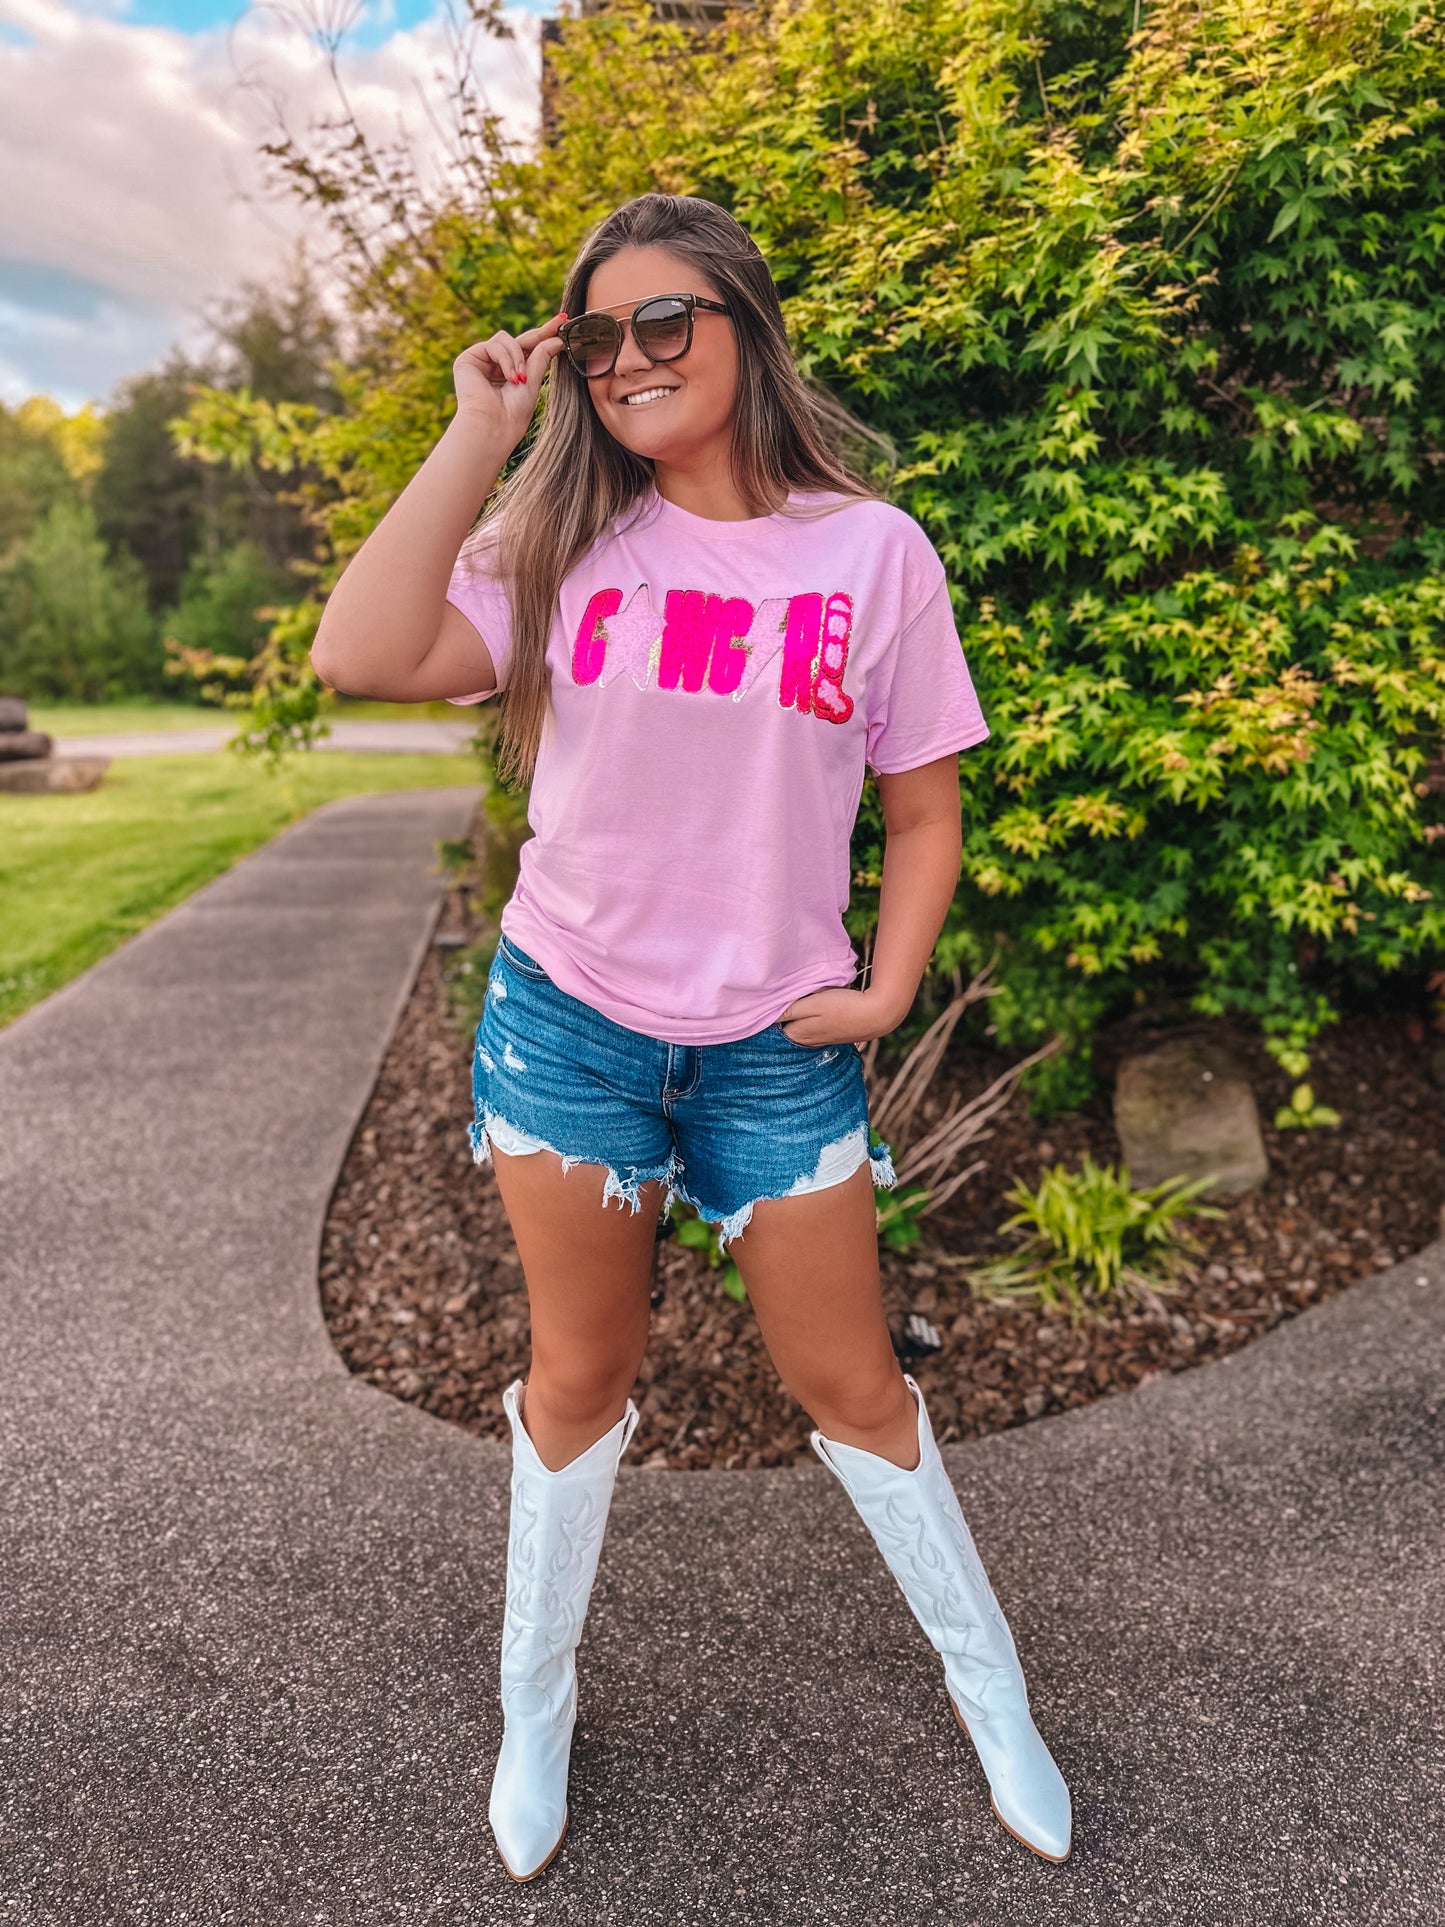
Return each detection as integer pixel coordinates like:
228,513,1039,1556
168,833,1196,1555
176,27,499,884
318,847,1445,1468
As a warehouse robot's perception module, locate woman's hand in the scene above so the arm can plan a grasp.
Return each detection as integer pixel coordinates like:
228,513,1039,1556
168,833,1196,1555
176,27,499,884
774,985,905,1048
451,312,570,446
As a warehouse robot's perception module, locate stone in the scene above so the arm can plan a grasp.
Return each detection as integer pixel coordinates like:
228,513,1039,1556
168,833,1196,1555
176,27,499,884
0,756,110,794
0,696,28,731
0,730,53,761
1114,1035,1269,1200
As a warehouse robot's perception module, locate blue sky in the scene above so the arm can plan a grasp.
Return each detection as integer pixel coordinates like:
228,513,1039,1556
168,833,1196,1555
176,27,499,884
0,0,550,410
121,0,443,44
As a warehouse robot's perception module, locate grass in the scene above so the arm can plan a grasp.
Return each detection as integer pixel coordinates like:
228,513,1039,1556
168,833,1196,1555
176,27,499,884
28,697,467,735
0,751,484,1030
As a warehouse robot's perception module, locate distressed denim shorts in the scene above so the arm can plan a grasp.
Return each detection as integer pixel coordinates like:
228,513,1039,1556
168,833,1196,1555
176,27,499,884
469,932,898,1252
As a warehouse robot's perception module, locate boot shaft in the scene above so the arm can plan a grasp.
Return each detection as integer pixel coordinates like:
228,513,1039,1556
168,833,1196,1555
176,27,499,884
810,1375,1021,1683
499,1378,640,1694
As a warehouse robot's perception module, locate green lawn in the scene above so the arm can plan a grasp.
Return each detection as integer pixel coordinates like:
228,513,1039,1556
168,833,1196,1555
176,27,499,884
29,696,466,735
0,752,483,1029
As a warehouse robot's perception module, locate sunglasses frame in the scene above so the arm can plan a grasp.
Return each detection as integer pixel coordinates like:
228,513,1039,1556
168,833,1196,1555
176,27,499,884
559,292,731,380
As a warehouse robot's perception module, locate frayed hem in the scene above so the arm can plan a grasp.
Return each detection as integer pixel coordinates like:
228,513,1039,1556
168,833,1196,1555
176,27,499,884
468,1108,679,1217
869,1136,898,1190
683,1124,901,1256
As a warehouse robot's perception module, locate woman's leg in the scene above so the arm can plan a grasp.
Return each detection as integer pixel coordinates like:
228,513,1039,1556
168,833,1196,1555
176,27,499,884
729,1159,1072,1862
488,1144,666,1466
483,1143,663,1882
725,1160,920,1465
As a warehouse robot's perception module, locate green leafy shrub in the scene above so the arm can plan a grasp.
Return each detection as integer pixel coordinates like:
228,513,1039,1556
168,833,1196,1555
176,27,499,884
0,499,161,700
937,525,1445,1111
971,1155,1224,1323
874,1185,931,1252
159,541,295,707
1274,1081,1342,1130
180,0,1445,1109
669,1203,748,1303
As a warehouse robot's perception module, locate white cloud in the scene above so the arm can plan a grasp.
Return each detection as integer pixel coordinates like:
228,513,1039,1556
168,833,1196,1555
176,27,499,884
0,0,544,405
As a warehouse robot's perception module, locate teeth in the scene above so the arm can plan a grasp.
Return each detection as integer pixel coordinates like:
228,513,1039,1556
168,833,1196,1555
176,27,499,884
622,388,675,406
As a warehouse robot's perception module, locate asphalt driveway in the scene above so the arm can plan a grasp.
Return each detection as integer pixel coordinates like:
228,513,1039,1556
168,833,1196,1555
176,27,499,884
0,787,1439,1924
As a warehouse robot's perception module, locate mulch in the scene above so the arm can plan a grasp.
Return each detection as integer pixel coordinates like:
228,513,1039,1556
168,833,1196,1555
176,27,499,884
318,840,1445,1469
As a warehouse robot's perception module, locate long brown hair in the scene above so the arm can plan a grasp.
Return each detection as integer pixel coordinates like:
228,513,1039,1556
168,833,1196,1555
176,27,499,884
457,192,896,792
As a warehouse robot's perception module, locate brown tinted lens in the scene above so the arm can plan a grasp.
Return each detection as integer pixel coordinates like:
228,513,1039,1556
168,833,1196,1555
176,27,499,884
566,314,621,376
634,298,690,361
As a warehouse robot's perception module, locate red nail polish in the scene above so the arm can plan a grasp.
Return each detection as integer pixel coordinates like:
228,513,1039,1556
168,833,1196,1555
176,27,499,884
519,371,527,383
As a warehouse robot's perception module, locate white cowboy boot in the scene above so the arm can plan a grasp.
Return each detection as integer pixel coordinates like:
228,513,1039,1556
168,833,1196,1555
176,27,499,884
488,1375,640,1881
810,1373,1072,1862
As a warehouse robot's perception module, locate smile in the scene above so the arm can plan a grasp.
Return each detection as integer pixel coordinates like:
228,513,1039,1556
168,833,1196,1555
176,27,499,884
620,388,678,407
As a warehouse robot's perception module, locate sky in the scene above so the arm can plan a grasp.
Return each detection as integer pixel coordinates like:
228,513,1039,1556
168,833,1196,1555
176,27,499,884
0,0,551,409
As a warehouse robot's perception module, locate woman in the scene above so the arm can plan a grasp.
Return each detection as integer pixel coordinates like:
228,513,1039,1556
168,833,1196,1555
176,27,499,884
310,192,1072,1881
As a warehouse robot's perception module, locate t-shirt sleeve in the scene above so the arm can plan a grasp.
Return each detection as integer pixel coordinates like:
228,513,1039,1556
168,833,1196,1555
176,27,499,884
865,560,990,775
443,545,513,705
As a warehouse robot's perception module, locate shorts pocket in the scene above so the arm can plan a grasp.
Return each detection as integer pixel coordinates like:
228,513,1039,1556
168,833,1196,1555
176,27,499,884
769,1020,820,1050
496,933,552,983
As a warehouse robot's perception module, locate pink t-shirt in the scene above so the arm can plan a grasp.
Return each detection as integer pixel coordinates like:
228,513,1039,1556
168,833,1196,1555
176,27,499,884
445,486,989,1045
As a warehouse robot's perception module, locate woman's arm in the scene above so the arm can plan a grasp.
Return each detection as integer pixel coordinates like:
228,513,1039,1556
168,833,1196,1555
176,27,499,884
309,315,568,702
309,415,514,701
866,755,965,1025
774,755,964,1046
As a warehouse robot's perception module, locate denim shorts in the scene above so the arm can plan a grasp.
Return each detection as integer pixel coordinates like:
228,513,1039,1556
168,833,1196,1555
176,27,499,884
468,932,898,1252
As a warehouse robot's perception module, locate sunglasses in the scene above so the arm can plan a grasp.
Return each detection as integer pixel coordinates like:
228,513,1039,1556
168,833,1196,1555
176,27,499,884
559,292,731,380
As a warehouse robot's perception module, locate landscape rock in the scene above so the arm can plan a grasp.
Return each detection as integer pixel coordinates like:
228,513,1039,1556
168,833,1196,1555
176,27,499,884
0,756,110,795
0,695,27,731
1114,1034,1269,1199
0,730,54,761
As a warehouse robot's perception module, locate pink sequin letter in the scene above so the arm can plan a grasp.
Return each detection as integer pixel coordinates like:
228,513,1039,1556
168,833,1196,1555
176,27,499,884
660,590,715,693
573,588,622,686
707,596,753,696
779,594,822,713
812,591,854,724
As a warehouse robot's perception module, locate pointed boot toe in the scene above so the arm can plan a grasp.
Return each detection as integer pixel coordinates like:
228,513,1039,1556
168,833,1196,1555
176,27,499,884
490,1780,569,1883
949,1690,1072,1862
989,1793,1072,1866
488,1680,575,1880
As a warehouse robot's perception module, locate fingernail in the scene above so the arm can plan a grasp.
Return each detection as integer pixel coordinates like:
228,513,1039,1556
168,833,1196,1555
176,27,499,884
519,371,527,383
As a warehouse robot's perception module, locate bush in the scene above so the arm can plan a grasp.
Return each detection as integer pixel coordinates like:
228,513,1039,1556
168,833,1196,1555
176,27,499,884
159,541,297,707
180,0,1445,1106
948,525,1445,1109
0,499,161,701
971,1155,1224,1324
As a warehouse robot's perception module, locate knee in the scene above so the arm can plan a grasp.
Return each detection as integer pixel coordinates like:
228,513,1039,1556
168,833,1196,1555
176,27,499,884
526,1351,639,1430
789,1363,913,1440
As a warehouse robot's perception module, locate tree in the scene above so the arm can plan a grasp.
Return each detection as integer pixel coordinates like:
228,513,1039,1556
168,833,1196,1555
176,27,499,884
0,398,79,565
92,351,219,615
0,499,161,701
159,539,296,705
93,243,344,615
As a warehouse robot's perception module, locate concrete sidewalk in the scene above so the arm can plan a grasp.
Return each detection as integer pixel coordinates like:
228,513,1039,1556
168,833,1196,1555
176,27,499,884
0,789,1440,1925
